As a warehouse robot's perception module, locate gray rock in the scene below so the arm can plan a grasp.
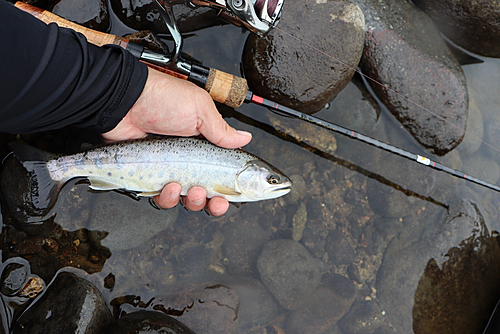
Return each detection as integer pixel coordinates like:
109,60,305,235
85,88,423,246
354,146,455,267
352,0,468,155
412,0,500,58
219,276,280,332
285,274,355,334
88,191,178,252
377,194,500,333
366,180,411,218
325,229,356,265
107,310,195,334
221,212,272,275
12,271,112,334
257,239,322,310
113,282,240,334
243,0,365,114
338,301,386,334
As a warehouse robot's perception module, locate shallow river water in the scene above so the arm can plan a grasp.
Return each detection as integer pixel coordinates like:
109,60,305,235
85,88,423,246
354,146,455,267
1,5,500,334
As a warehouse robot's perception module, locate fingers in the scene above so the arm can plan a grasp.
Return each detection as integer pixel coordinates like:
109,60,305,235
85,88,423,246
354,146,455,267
154,184,230,216
197,99,252,149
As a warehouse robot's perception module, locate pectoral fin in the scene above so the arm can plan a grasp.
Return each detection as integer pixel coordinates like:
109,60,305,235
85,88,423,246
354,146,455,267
88,178,123,191
213,184,241,196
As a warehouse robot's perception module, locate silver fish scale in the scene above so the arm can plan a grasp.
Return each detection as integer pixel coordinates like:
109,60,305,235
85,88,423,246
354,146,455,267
46,137,258,198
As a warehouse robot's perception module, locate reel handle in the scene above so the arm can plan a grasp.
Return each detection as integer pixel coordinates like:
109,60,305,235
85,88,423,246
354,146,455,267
14,1,249,108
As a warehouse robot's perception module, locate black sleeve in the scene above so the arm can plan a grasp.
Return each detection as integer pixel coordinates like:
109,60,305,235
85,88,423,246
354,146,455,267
0,1,148,134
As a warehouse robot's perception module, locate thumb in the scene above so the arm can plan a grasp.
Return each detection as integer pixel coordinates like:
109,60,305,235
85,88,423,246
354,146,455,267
198,108,252,149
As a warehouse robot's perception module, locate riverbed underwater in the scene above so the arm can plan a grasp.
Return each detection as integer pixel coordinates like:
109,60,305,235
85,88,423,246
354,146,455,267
1,1,500,334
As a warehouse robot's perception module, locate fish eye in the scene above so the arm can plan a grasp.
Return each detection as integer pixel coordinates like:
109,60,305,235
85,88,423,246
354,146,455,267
267,174,280,184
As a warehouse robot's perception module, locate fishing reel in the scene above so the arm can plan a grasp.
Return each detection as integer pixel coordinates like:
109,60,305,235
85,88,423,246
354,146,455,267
188,0,284,36
151,0,284,73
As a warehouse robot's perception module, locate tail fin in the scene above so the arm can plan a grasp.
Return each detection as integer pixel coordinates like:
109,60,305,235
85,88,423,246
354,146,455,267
9,142,62,209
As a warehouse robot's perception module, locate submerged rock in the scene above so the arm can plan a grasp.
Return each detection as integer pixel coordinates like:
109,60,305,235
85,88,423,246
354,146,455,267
352,0,468,155
377,193,500,334
412,0,500,58
88,191,178,252
285,274,356,334
108,311,195,334
243,0,365,114
257,239,322,310
112,282,239,334
12,271,112,334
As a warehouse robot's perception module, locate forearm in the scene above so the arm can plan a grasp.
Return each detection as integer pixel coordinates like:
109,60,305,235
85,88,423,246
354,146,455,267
0,1,148,134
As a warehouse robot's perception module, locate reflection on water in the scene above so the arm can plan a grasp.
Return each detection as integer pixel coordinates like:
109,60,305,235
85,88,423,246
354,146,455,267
1,21,500,334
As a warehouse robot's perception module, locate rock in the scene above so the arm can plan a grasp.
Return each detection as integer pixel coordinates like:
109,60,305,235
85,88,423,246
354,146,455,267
284,174,307,205
267,113,337,155
352,0,468,155
87,191,178,252
257,239,322,310
110,0,221,34
412,0,500,58
48,0,110,32
112,282,240,334
107,310,195,334
319,77,381,134
12,271,112,334
292,202,307,241
221,212,272,275
461,153,500,186
243,0,365,114
377,194,500,334
325,229,356,265
175,244,216,282
457,94,483,156
366,180,411,218
285,274,355,334
219,276,280,332
338,301,386,334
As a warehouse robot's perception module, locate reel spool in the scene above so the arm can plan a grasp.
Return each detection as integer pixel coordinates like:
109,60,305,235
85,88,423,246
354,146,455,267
190,0,284,36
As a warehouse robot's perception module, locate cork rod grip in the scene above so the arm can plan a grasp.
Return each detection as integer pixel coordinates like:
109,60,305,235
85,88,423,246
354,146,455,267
205,69,248,108
15,2,129,48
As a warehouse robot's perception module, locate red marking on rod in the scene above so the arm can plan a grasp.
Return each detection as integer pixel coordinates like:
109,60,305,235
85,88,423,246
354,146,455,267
252,95,264,105
432,162,435,167
351,131,355,137
464,174,467,178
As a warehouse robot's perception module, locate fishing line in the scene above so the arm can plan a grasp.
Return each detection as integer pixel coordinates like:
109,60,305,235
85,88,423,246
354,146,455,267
273,26,500,155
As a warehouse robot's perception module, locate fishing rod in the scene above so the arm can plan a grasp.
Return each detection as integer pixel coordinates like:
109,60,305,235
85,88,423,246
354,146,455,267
14,2,500,193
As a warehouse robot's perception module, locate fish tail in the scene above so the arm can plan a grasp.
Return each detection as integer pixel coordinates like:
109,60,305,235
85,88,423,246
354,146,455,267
9,142,62,209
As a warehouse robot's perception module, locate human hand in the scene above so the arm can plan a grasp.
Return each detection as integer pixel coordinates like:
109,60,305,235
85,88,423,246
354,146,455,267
102,67,252,216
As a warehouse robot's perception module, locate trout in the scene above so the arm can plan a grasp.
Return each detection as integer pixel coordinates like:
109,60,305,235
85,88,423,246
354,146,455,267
10,137,292,209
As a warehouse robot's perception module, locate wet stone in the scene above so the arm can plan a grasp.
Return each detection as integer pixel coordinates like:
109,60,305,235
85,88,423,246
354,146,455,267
113,282,239,334
48,0,109,32
243,0,365,114
352,0,468,155
325,229,356,265
338,301,386,334
412,0,500,58
366,180,410,219
12,271,112,334
377,194,500,334
107,310,195,334
221,212,272,275
292,202,307,241
257,239,322,310
285,274,355,334
87,191,178,252
219,276,280,332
